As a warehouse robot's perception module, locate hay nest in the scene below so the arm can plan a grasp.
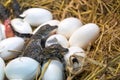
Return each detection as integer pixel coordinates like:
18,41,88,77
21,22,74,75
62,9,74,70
1,0,120,80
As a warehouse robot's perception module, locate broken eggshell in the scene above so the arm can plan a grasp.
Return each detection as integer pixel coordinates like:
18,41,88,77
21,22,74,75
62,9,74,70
5,57,40,80
0,37,25,60
42,60,64,80
0,57,5,80
69,23,100,49
11,18,32,34
33,20,60,34
45,34,69,48
20,8,53,26
64,46,86,69
57,17,83,39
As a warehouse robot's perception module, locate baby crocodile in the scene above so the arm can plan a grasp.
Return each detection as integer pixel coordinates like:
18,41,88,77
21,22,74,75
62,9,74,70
41,44,68,64
22,24,57,62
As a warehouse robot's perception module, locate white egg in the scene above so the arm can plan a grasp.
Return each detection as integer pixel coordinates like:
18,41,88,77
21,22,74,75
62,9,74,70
57,17,83,39
20,8,53,26
11,18,32,34
42,60,64,80
0,57,5,80
64,46,86,68
33,20,60,34
40,20,60,27
0,23,6,40
45,34,69,48
0,37,25,60
69,23,100,49
5,57,40,80
0,24,2,40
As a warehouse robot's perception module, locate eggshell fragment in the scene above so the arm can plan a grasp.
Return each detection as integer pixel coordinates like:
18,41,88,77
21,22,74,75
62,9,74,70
69,23,100,49
11,18,32,34
5,57,40,80
0,37,25,60
33,20,60,34
64,46,85,68
20,8,53,26
42,60,64,80
57,17,83,39
0,57,5,80
45,34,69,48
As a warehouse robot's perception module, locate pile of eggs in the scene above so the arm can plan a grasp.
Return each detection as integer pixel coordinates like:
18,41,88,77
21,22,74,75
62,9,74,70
0,8,100,80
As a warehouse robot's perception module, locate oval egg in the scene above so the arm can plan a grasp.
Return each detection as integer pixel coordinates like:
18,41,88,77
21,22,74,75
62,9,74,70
42,60,64,80
11,18,32,34
0,23,6,40
0,37,25,60
69,23,100,49
57,17,83,39
5,57,40,80
20,8,53,26
0,24,2,40
45,34,69,48
0,57,5,80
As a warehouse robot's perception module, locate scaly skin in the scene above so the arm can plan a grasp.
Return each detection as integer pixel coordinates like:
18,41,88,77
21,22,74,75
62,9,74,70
22,24,58,63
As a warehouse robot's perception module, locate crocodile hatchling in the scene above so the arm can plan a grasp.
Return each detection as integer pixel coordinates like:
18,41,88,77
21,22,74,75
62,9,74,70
22,24,68,65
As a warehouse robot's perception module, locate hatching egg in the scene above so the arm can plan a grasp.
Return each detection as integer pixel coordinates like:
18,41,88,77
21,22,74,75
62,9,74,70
64,46,86,68
11,18,32,34
45,34,69,48
0,37,25,60
5,57,40,80
20,8,53,26
57,17,83,39
33,20,60,34
69,23,100,49
0,57,5,80
42,60,64,80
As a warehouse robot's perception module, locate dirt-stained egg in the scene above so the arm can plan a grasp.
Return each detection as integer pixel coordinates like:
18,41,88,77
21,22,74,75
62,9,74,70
64,46,86,69
0,37,25,60
5,57,40,80
57,17,83,39
20,8,53,26
45,34,69,48
0,57,5,80
69,23,100,49
42,60,64,80
11,18,32,34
